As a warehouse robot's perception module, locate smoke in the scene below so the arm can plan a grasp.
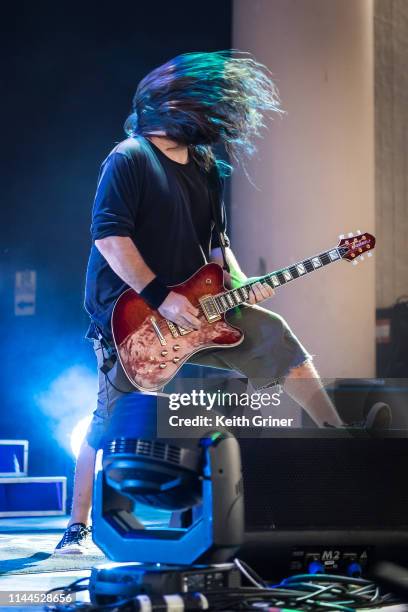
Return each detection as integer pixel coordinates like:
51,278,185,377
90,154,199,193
35,364,97,453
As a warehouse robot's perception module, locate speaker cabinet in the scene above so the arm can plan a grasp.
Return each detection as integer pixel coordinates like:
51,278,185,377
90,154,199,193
239,434,408,578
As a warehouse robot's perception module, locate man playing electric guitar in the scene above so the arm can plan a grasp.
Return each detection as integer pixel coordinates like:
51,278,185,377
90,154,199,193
55,51,390,554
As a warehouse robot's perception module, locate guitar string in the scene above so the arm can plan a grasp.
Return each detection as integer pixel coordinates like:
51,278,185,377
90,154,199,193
213,242,370,311
153,249,336,333
214,248,345,311
154,242,364,330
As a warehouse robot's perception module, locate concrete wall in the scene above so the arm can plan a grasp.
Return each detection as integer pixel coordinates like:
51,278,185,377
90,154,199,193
232,0,375,378
375,0,408,308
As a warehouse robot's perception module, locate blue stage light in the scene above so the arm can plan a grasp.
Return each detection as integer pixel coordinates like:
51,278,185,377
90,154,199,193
36,365,96,453
70,415,93,458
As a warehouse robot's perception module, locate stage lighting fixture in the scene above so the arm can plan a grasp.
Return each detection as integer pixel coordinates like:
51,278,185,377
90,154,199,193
92,392,244,566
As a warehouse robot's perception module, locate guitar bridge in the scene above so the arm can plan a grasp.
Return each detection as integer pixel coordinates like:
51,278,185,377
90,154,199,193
150,316,167,345
199,295,221,323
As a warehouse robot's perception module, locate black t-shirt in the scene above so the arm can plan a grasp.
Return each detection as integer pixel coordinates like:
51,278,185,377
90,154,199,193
84,136,229,340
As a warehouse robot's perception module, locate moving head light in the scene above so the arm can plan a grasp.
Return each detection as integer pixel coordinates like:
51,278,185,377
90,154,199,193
92,393,244,566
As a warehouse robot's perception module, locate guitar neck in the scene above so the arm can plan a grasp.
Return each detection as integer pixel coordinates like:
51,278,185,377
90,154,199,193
213,244,348,314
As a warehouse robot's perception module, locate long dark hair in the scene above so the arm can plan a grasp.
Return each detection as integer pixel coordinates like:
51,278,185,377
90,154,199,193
124,50,282,175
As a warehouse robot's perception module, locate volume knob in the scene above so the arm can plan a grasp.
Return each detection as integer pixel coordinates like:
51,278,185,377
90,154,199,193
159,363,167,369
173,345,180,351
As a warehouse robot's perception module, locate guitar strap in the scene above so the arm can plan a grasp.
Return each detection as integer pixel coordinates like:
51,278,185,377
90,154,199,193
207,164,230,274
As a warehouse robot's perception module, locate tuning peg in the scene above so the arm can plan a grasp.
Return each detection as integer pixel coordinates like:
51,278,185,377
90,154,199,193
359,255,365,261
352,260,359,266
348,232,354,238
356,229,362,235
367,252,372,258
339,234,345,240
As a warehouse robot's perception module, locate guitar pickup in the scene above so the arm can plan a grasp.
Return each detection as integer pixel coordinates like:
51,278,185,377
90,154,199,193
166,320,179,338
166,319,192,337
199,295,222,323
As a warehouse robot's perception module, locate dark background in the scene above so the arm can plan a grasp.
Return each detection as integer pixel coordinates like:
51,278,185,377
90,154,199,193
0,1,232,488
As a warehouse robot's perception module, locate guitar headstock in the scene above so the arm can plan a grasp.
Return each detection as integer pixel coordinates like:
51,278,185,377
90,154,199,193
337,231,376,264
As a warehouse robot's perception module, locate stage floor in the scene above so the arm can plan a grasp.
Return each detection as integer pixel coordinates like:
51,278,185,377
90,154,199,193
2,516,408,612
0,510,168,610
0,515,100,610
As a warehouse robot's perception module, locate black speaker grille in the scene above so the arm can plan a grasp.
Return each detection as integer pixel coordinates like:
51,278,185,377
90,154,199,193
240,438,408,530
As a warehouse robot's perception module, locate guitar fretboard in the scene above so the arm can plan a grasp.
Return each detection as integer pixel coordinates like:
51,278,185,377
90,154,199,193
213,245,348,314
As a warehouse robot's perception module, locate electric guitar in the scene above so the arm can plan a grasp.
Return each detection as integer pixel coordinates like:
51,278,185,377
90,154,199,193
112,232,376,391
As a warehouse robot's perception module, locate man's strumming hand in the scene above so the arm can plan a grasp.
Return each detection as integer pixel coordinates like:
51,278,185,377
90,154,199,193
158,291,201,331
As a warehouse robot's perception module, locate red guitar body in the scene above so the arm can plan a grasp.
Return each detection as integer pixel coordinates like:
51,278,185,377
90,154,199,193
111,263,244,391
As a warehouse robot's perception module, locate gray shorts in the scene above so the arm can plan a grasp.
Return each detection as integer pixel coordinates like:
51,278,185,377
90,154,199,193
86,304,311,449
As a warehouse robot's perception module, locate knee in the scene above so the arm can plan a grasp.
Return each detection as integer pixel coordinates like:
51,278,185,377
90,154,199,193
242,305,289,337
287,358,317,379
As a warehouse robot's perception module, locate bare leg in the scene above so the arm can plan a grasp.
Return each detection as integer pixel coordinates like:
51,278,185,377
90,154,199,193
284,359,343,428
68,439,96,526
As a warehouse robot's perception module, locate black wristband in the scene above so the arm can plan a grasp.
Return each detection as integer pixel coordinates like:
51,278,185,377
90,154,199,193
140,277,170,310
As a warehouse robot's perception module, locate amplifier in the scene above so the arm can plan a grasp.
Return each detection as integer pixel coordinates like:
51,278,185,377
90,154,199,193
239,434,408,578
376,301,408,377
